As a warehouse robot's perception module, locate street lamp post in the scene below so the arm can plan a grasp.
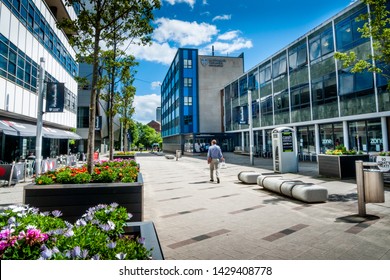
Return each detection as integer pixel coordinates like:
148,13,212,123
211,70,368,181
35,57,45,175
248,89,254,165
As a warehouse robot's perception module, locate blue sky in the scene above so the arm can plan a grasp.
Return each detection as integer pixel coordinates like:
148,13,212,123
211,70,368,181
129,0,358,124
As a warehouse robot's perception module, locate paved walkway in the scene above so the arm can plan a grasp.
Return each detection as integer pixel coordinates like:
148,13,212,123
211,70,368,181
137,152,390,260
1,152,389,260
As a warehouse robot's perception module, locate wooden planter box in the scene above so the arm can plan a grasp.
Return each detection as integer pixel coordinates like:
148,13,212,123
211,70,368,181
318,154,370,179
125,221,164,260
23,173,144,224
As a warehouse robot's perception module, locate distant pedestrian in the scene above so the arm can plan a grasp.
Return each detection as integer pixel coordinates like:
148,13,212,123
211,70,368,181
207,139,224,183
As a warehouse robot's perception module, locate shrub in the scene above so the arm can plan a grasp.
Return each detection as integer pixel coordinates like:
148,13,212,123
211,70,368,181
34,160,138,185
0,204,151,260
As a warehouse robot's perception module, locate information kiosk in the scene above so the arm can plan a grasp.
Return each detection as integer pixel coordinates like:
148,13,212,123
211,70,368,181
272,127,298,173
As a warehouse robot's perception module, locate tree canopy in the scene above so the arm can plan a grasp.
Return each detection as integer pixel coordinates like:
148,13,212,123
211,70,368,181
58,0,161,173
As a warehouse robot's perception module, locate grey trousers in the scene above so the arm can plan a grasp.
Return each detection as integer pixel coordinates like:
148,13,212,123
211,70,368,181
210,158,220,180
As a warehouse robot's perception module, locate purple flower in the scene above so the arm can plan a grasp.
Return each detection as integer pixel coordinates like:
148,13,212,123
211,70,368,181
0,229,12,239
107,242,116,249
75,219,87,227
40,247,53,259
51,210,62,217
138,237,145,245
91,254,100,260
7,216,16,225
115,253,127,260
71,246,81,258
63,229,74,237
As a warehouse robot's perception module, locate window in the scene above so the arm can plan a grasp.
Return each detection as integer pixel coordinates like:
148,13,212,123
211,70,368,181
338,68,373,95
77,107,89,128
183,59,192,68
259,63,271,84
335,8,368,51
184,115,193,125
184,78,192,87
272,55,287,78
309,28,334,63
289,42,307,71
184,96,192,106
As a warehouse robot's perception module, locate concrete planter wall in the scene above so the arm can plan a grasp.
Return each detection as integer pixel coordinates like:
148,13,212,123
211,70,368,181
125,221,164,260
23,173,144,224
318,154,370,179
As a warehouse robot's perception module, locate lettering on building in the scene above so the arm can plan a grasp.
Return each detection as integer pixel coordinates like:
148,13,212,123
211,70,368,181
200,58,226,67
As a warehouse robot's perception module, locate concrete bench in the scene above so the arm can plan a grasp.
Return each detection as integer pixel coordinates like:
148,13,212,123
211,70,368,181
257,174,328,203
165,155,175,159
237,171,262,184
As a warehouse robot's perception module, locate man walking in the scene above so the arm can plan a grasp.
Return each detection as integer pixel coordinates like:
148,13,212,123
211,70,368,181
207,139,224,183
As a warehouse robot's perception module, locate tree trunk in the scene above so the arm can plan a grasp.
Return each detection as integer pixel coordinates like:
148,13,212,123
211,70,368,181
87,29,101,174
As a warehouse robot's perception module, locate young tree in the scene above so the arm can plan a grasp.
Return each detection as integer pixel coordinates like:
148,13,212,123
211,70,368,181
100,50,138,159
335,0,390,88
117,67,137,152
58,0,161,173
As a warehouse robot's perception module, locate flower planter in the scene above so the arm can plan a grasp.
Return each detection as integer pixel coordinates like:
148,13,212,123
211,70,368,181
23,173,144,224
113,155,136,160
318,154,370,179
125,221,164,260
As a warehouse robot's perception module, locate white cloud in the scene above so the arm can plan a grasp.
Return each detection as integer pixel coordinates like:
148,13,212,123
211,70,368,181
203,37,253,56
133,94,161,124
128,41,177,65
151,81,162,89
202,0,208,5
217,30,240,41
154,18,218,46
212,14,231,22
164,0,195,8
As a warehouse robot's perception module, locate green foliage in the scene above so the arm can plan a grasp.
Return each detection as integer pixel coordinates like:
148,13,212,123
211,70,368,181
35,175,54,185
325,145,358,155
134,122,162,149
0,204,152,260
34,160,138,185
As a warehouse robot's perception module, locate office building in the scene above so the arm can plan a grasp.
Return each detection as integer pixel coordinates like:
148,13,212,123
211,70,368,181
156,106,161,123
223,0,389,159
0,0,80,162
161,48,244,153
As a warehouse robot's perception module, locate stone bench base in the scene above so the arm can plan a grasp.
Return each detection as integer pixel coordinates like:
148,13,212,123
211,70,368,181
165,155,175,159
257,174,328,203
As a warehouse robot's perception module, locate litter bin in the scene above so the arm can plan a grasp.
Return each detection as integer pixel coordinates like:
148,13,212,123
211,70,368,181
175,150,181,160
363,169,385,203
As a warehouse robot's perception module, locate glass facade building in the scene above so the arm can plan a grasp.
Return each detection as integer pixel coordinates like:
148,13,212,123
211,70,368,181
0,0,79,162
161,48,244,153
223,1,390,159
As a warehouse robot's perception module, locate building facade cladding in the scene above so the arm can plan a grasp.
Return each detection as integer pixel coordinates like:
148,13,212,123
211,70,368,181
0,0,78,161
0,0,78,126
161,48,245,153
223,1,390,159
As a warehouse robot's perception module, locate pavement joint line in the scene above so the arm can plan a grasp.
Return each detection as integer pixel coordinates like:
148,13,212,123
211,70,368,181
167,229,231,249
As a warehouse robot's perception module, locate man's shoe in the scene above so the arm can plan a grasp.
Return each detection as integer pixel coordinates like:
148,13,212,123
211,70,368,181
217,178,220,183
210,179,214,182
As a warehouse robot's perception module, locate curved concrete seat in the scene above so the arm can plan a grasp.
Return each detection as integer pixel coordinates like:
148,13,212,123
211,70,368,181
165,155,175,159
257,175,328,203
257,174,283,187
291,184,328,202
238,171,261,184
